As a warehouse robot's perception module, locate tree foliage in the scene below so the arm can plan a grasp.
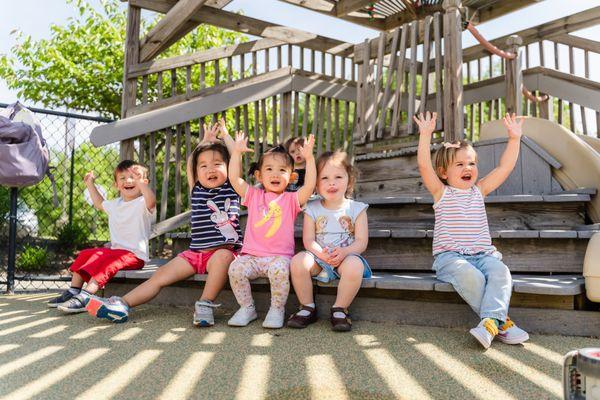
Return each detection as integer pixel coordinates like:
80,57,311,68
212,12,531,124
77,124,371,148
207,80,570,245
0,0,245,118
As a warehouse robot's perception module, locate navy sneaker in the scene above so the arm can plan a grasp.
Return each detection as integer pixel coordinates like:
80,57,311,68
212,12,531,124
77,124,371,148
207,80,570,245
47,289,79,308
86,296,129,323
57,291,91,314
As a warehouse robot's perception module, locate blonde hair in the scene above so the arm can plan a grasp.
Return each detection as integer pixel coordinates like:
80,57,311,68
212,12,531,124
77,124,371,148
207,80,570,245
338,215,354,233
433,141,476,182
316,150,357,197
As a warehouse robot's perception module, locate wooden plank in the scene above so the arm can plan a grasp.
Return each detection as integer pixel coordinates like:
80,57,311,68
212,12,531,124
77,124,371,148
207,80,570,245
130,0,355,56
390,24,408,137
335,0,372,17
520,142,552,195
407,20,418,135
434,12,442,130
552,34,600,54
377,28,401,139
120,4,141,161
293,91,299,137
278,0,386,30
174,125,182,214
419,16,432,116
494,141,523,195
334,99,340,149
272,94,278,145
139,0,207,62
290,71,356,102
302,93,310,137
261,98,268,151
369,32,386,142
93,69,293,146
160,128,172,225
326,97,332,151
343,101,350,150
442,0,463,141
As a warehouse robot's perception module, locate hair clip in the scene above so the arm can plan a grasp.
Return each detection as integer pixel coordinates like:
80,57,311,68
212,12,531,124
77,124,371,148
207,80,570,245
442,142,460,149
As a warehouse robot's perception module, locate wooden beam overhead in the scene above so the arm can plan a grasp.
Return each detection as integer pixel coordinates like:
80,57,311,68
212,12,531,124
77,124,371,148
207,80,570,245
277,0,386,30
470,0,542,25
336,0,373,17
129,0,355,56
139,0,208,62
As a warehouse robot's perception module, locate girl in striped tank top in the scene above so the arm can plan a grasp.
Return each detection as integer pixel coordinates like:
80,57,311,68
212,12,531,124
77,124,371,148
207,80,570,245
415,112,529,349
87,121,242,327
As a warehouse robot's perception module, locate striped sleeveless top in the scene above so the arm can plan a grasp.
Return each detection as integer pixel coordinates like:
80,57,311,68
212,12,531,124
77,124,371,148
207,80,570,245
432,185,496,256
190,180,243,251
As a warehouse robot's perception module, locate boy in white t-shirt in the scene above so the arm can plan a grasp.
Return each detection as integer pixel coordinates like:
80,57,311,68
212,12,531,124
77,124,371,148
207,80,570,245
48,160,156,313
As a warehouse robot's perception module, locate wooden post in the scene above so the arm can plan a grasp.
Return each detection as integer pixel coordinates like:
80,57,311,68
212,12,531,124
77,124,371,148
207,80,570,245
281,92,292,142
442,0,464,141
505,35,523,116
120,5,141,160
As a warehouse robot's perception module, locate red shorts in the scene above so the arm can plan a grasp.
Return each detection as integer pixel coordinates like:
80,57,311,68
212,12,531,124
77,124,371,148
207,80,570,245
178,248,238,274
69,248,144,288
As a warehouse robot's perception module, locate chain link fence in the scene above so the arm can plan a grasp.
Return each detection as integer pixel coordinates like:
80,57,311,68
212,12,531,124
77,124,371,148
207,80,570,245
1,103,117,292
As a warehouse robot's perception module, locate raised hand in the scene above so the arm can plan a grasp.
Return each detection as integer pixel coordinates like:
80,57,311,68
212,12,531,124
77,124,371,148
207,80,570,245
202,122,220,143
83,171,96,185
300,134,315,160
502,113,524,140
413,111,437,136
233,131,254,154
217,118,229,139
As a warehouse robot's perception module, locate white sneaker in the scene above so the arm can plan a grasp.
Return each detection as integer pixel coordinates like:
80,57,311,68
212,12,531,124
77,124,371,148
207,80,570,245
469,318,498,349
228,305,258,327
193,300,220,327
496,317,529,344
262,307,285,329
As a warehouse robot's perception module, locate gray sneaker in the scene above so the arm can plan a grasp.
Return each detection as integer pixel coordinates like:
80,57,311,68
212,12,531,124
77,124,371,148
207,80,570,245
193,300,220,327
57,291,91,314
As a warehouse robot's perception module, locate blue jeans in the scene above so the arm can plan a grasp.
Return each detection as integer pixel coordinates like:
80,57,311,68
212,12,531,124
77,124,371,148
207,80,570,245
433,251,512,321
304,251,372,283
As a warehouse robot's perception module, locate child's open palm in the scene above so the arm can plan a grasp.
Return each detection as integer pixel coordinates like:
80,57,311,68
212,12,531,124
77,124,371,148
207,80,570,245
84,171,96,185
502,113,524,140
202,122,220,143
234,131,254,153
413,111,437,136
300,134,315,159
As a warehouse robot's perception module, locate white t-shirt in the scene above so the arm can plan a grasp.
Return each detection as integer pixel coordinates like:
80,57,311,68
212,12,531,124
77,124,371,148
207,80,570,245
304,198,368,249
102,196,156,261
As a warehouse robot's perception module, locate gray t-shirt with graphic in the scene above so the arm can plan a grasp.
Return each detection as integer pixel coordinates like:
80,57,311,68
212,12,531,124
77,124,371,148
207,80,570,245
304,198,368,249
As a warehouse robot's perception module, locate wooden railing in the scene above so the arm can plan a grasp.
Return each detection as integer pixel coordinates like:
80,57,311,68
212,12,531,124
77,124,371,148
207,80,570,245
462,33,600,140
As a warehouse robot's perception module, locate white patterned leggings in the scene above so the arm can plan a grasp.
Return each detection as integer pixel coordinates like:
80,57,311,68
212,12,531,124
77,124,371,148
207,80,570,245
228,255,291,310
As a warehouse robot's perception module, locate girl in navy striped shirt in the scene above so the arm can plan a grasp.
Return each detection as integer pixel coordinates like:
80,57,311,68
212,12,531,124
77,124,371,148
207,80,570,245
87,121,242,326
415,111,529,349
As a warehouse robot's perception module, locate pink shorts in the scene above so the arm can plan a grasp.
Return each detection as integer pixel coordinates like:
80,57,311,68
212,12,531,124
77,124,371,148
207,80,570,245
69,248,144,288
178,248,238,274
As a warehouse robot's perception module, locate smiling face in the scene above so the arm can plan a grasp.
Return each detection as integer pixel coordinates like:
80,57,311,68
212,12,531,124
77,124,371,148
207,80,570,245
115,166,146,201
255,153,293,194
288,142,306,167
439,147,479,190
317,160,349,203
195,150,228,189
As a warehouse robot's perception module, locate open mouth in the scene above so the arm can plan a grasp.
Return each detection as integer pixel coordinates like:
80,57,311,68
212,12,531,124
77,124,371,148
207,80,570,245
270,180,281,186
207,175,219,182
123,185,135,190
461,174,472,182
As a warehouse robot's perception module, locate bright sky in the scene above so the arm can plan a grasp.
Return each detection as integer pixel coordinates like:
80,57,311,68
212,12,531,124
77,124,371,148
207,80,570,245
1,0,599,109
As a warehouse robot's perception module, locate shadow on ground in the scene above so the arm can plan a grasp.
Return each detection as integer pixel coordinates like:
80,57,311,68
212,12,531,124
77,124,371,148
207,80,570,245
0,293,598,400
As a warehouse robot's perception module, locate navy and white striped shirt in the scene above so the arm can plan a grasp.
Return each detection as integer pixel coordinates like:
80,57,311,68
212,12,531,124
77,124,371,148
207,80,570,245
190,180,242,251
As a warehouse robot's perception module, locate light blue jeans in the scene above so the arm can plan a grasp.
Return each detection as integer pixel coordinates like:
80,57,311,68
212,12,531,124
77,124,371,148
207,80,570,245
433,251,512,322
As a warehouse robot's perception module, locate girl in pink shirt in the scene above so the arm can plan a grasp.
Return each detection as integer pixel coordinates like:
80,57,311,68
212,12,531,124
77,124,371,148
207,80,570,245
227,132,316,329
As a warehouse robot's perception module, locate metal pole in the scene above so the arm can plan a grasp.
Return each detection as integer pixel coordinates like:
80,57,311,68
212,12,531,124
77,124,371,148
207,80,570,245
67,117,75,227
6,187,18,294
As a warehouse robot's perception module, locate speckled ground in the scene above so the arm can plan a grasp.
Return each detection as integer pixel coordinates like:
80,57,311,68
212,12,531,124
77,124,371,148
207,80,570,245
0,293,598,400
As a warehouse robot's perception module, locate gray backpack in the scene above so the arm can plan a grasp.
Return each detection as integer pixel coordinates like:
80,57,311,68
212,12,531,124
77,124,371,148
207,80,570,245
0,102,57,202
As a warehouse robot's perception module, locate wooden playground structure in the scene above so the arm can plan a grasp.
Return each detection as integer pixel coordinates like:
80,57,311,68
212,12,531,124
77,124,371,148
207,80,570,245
92,0,600,335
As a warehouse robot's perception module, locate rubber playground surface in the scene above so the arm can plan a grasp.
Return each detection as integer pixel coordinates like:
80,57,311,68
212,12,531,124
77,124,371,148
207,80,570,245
0,292,598,400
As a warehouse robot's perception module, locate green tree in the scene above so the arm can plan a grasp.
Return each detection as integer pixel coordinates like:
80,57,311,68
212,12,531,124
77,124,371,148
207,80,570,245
0,0,246,119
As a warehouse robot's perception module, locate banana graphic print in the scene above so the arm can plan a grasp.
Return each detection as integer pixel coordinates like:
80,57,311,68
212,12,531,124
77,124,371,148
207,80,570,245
254,201,283,238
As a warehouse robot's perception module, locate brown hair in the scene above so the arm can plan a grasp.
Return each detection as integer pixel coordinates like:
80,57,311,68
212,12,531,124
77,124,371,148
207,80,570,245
191,142,230,183
113,160,148,182
254,145,295,173
433,140,476,182
316,150,357,197
284,136,306,152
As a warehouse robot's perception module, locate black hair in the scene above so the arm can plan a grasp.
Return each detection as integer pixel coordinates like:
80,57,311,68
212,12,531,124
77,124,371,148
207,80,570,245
191,142,230,183
255,145,294,172
113,160,148,181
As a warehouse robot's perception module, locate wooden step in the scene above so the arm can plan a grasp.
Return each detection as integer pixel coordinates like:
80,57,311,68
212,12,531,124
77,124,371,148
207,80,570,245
115,264,584,296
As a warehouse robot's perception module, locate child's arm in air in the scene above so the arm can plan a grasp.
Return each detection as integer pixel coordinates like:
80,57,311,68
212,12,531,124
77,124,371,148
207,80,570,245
328,210,368,267
217,118,236,156
414,112,445,202
296,134,316,206
477,113,523,196
186,123,220,192
229,131,253,198
132,167,156,211
302,215,334,264
84,171,105,212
